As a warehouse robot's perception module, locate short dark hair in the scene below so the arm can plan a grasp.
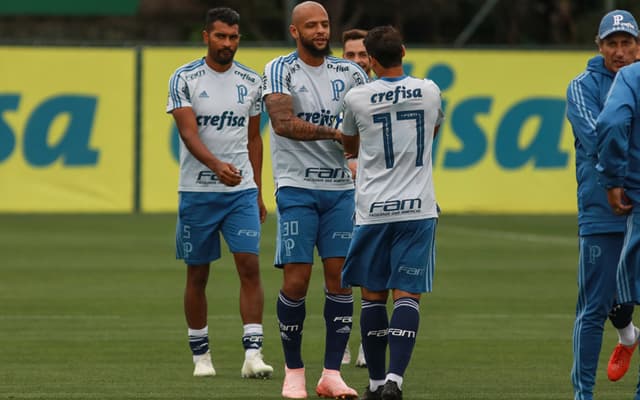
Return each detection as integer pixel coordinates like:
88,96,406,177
205,7,240,31
364,26,403,68
342,29,368,45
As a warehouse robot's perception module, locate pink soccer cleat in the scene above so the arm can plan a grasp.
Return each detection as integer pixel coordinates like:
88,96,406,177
315,368,358,399
282,367,307,399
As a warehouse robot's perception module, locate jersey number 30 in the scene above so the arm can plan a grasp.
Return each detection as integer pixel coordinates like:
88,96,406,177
372,110,425,169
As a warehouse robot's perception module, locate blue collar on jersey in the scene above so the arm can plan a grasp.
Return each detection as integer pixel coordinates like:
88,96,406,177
379,75,407,82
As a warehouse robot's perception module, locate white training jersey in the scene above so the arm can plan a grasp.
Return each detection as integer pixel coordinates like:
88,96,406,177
166,58,262,192
342,76,443,224
262,52,368,190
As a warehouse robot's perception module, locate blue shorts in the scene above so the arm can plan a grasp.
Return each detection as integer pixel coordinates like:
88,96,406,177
274,187,355,267
342,218,437,293
176,189,260,265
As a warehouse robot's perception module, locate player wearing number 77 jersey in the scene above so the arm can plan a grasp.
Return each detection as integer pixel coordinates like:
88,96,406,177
340,25,443,400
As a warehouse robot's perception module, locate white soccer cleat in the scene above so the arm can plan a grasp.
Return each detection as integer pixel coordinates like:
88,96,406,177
241,349,274,379
193,351,216,377
342,346,352,364
355,343,367,367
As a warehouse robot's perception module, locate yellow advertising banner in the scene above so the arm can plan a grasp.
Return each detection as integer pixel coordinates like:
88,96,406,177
144,47,590,214
0,47,135,212
409,50,583,213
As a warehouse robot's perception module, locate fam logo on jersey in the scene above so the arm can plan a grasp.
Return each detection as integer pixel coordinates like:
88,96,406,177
304,167,351,183
196,111,246,130
236,84,248,104
371,85,423,104
196,169,243,184
369,197,422,217
184,70,205,81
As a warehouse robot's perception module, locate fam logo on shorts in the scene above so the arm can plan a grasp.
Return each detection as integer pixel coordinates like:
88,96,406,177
398,265,424,276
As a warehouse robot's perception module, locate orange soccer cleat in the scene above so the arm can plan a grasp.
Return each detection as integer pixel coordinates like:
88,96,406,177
282,367,307,399
607,340,639,381
315,368,358,399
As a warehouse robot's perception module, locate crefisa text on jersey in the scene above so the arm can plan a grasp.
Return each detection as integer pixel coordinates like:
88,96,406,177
327,63,349,72
371,85,423,105
234,70,258,83
296,109,342,128
195,111,246,130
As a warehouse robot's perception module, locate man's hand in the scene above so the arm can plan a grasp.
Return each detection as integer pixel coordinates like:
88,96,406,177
607,187,633,215
258,196,267,223
212,161,242,186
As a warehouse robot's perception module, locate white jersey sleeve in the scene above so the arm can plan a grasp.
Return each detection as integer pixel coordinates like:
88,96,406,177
167,58,204,111
343,76,443,224
263,52,367,190
167,58,262,193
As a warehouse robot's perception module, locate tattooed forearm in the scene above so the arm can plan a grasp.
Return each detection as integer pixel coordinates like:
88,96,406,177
265,93,339,141
286,119,339,141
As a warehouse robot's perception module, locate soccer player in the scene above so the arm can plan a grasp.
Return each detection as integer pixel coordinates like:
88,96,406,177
262,1,367,398
566,9,639,399
166,7,273,379
341,27,371,369
342,28,372,77
340,25,443,400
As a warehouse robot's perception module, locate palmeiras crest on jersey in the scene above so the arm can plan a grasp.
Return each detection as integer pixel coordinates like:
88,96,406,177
331,79,345,101
236,84,248,104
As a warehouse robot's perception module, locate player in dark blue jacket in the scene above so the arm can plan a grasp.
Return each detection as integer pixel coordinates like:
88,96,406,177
598,62,640,288
567,9,639,400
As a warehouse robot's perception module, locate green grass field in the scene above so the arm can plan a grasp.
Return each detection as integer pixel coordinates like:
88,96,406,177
1,213,638,399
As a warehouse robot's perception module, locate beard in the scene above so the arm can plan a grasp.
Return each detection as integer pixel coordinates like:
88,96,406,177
211,47,236,65
299,35,331,58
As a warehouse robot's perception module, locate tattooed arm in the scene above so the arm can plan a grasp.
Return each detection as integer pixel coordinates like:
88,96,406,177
264,93,341,141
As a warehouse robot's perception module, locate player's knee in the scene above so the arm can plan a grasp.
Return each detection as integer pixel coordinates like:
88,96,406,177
325,279,351,295
186,265,209,288
282,278,310,299
236,263,260,282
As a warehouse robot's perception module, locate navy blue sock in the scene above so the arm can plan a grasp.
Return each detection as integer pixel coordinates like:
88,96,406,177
388,297,420,377
361,299,388,380
188,326,209,356
324,292,354,370
242,323,264,350
277,291,305,369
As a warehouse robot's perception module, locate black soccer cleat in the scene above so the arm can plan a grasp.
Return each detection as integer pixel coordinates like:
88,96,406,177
361,385,383,400
381,380,402,400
